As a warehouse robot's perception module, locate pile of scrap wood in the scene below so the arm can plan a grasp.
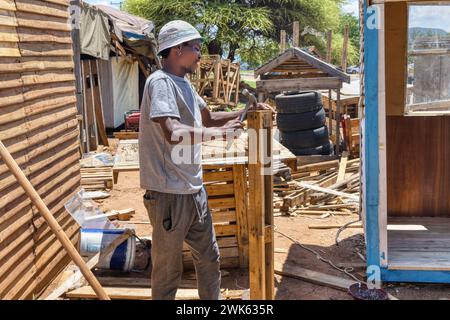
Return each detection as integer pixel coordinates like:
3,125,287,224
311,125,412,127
80,152,114,191
274,153,360,217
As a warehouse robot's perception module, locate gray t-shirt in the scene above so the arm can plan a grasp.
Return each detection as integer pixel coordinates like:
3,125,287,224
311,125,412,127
139,70,207,194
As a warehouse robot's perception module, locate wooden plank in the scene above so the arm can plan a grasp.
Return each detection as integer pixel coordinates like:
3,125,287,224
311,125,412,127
14,0,68,19
66,286,243,300
233,164,248,268
15,12,71,31
211,211,236,224
341,25,349,71
0,41,20,57
257,77,342,92
208,197,235,210
254,49,294,77
0,25,18,41
0,56,73,73
18,27,71,43
274,262,356,291
0,0,16,11
19,42,73,57
336,151,348,183
308,223,363,229
0,11,17,31
204,183,234,196
203,169,233,182
214,224,237,237
247,111,266,300
113,131,138,140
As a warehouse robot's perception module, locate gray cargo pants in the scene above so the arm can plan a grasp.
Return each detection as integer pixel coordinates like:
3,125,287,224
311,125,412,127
143,187,221,300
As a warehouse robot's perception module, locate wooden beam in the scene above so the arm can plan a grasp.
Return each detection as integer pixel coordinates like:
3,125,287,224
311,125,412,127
341,25,349,71
275,262,357,291
254,49,294,77
248,111,267,300
280,30,286,53
256,77,342,92
66,287,244,300
326,31,332,63
293,21,299,47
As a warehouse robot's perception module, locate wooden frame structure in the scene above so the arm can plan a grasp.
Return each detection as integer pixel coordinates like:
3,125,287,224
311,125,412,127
247,110,275,300
363,0,450,284
190,55,240,108
111,136,295,276
254,48,350,155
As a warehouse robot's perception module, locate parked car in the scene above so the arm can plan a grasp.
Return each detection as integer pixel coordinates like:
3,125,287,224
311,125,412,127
346,66,360,74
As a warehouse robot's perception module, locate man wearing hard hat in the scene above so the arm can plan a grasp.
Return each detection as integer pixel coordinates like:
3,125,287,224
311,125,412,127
139,20,270,300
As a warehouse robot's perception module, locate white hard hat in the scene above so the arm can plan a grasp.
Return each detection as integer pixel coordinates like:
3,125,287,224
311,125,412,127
157,20,202,54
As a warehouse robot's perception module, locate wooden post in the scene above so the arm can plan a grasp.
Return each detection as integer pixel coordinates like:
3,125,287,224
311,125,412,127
212,58,220,100
341,25,349,71
234,65,240,106
233,164,249,268
81,61,90,152
263,112,274,300
336,89,341,156
258,92,265,103
0,141,110,300
293,21,300,47
280,30,286,53
93,60,109,146
247,110,274,300
328,89,333,137
88,60,99,147
326,31,332,63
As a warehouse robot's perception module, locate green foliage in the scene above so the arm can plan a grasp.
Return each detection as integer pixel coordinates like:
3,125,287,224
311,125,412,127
123,0,360,67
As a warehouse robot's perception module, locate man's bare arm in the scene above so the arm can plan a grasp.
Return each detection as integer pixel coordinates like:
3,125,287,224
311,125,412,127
201,103,276,128
201,108,243,128
153,117,243,145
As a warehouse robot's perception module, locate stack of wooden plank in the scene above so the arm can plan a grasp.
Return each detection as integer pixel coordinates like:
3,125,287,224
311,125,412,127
80,167,113,191
274,154,360,216
182,164,247,270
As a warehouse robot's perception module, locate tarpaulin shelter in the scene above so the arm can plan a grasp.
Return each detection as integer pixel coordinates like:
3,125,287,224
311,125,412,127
72,1,160,151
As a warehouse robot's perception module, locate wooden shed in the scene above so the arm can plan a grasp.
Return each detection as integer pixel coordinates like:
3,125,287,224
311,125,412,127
0,0,81,298
363,0,450,283
254,47,350,155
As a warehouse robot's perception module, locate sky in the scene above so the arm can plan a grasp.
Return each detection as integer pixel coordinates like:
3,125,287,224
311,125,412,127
84,0,449,33
409,5,450,33
342,0,359,16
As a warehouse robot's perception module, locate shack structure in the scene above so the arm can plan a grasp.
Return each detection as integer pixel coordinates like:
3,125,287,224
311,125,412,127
0,0,81,299
72,2,159,152
363,0,450,283
254,47,350,155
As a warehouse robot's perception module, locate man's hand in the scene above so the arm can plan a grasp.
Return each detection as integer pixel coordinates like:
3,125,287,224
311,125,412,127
222,118,244,140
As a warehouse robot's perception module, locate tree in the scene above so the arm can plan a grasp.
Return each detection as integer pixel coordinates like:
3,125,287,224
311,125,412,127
124,0,273,62
123,0,358,67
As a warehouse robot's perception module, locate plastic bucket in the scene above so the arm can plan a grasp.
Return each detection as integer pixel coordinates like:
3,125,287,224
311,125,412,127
80,228,135,272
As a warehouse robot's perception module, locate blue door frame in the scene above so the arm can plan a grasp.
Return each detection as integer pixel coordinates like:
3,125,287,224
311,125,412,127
363,0,450,284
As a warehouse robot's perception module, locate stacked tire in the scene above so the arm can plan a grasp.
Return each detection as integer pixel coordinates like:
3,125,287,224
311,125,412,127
276,91,333,156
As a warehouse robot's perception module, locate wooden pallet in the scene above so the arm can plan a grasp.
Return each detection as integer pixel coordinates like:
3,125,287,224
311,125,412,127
80,167,114,190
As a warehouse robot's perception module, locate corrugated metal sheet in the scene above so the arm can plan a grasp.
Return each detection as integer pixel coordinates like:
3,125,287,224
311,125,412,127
0,0,81,299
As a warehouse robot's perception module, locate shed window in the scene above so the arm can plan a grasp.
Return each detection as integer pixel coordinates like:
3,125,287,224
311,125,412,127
405,4,450,115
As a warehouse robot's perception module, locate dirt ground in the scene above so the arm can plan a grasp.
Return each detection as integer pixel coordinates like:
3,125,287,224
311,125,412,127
86,170,450,300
